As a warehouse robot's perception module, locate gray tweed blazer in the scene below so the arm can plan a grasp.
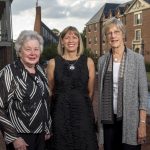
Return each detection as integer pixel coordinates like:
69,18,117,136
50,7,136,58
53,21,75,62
97,48,148,145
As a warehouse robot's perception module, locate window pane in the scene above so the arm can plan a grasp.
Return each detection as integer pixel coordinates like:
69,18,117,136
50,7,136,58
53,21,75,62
135,30,141,40
134,13,142,25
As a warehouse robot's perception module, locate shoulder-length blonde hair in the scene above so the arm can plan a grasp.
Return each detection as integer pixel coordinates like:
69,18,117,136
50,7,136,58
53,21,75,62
57,26,84,56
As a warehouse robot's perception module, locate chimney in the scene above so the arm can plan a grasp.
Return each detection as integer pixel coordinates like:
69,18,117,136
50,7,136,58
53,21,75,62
34,6,41,34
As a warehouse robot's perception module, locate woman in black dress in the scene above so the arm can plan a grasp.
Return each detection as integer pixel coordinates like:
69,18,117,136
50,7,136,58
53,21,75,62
47,26,98,150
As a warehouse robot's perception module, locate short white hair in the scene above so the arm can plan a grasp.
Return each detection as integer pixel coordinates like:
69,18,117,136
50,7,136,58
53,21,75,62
15,30,44,56
102,17,126,42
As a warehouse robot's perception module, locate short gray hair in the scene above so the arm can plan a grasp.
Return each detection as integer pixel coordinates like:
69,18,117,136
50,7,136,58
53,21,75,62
102,17,126,42
15,30,44,56
57,26,84,56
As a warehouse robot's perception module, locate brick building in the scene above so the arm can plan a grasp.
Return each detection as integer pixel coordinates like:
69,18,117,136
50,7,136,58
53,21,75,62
86,0,150,64
0,0,13,70
34,4,58,48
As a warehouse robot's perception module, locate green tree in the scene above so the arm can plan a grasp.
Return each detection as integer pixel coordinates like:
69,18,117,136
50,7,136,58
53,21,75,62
83,48,98,71
52,28,60,36
40,43,58,64
80,28,86,48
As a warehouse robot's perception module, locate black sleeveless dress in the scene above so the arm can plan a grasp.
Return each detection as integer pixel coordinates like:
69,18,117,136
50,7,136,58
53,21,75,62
51,55,98,150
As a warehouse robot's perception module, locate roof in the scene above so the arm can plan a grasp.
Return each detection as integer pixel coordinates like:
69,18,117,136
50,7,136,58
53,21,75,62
86,3,120,25
41,22,59,40
116,1,132,14
145,0,150,4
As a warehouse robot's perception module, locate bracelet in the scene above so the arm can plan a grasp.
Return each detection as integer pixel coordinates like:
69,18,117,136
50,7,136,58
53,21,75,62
140,120,146,123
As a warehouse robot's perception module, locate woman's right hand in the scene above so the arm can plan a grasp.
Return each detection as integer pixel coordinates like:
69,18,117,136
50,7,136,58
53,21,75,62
99,144,104,150
13,137,28,150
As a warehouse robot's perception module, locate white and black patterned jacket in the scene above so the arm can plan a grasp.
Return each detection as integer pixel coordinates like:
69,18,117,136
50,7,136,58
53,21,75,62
0,59,51,144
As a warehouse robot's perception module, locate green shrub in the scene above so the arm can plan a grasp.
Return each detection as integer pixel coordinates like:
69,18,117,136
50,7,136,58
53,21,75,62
147,72,150,82
145,63,150,72
84,48,98,71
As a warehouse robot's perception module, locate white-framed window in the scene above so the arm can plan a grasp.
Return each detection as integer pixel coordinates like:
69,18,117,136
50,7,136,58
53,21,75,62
134,12,142,25
135,29,141,41
88,25,91,32
88,38,91,44
95,50,98,55
94,23,97,31
94,36,97,44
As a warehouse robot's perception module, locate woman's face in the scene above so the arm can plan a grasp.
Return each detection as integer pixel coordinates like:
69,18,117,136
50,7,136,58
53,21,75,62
19,39,41,68
61,30,79,53
106,24,124,49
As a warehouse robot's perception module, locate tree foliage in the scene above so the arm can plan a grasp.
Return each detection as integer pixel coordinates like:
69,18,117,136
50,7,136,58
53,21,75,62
80,28,86,48
52,28,60,36
83,48,98,71
40,43,58,64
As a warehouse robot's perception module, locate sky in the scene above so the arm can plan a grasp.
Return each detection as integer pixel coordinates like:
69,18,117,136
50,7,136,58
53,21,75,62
11,0,130,40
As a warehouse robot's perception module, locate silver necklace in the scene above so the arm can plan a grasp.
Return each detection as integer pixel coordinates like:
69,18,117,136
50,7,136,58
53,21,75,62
68,59,78,70
114,58,118,62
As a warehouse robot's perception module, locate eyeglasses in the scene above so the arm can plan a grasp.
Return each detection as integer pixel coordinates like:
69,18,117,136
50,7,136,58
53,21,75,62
106,30,121,37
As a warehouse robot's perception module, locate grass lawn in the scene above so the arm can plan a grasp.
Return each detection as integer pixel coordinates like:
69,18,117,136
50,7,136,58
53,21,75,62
147,72,150,82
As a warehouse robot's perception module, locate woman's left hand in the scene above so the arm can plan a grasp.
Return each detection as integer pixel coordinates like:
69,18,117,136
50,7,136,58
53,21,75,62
137,122,146,144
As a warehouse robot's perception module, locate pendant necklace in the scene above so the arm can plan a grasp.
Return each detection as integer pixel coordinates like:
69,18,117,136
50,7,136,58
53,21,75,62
68,59,78,70
63,55,79,70
114,58,118,62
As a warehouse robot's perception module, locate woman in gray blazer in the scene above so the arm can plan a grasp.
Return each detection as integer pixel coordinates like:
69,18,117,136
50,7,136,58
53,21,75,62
97,17,148,150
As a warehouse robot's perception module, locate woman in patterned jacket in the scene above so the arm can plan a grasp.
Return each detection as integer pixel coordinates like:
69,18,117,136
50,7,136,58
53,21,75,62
0,30,51,150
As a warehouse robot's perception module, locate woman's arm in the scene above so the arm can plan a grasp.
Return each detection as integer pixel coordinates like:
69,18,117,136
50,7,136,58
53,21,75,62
137,55,148,144
87,57,95,100
0,67,19,143
47,58,55,93
139,110,147,125
138,109,147,144
0,67,28,149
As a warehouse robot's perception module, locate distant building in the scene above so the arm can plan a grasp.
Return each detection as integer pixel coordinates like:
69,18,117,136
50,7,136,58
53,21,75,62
41,22,58,46
0,0,13,69
86,0,150,64
34,5,58,47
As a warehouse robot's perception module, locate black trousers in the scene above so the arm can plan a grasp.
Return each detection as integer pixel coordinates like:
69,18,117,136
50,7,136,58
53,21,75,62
103,118,141,150
6,133,45,150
